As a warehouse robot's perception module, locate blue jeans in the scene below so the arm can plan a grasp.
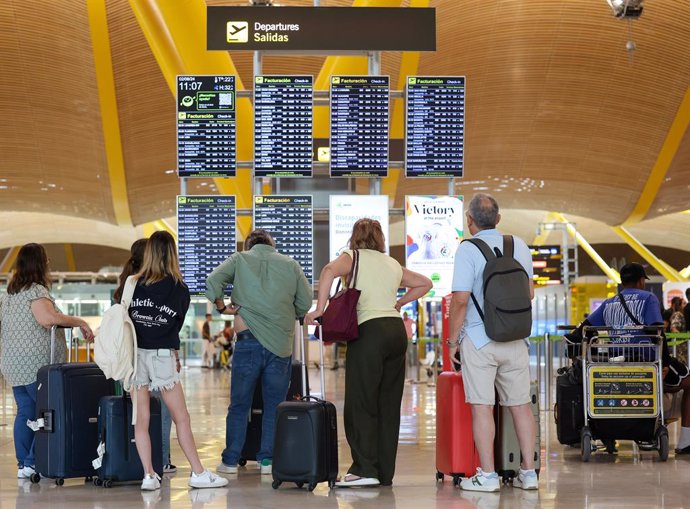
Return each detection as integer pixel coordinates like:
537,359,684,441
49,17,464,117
151,391,173,465
13,382,38,468
222,334,291,465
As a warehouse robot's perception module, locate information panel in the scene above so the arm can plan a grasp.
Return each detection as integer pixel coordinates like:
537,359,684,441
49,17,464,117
253,195,313,284
329,195,389,259
405,195,464,297
254,76,313,178
588,366,658,417
177,75,236,178
530,245,563,286
405,76,465,178
177,196,236,296
330,76,389,178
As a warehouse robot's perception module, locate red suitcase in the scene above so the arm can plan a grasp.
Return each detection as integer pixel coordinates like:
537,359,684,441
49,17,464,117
436,371,480,486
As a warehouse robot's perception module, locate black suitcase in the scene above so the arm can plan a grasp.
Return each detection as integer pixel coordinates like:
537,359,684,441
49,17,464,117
271,322,338,491
555,372,585,445
95,395,163,487
33,327,115,485
240,361,309,465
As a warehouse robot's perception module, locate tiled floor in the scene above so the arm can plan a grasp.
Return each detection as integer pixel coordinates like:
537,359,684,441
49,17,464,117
1,366,689,509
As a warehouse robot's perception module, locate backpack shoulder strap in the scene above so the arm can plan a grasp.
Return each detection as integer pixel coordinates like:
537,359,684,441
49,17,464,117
502,235,515,258
121,276,138,308
617,292,642,326
463,238,496,262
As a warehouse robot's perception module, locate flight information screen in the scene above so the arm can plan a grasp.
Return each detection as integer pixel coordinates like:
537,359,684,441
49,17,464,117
530,245,563,286
253,195,313,285
330,76,389,178
177,195,236,296
405,76,465,178
254,76,313,178
177,75,236,178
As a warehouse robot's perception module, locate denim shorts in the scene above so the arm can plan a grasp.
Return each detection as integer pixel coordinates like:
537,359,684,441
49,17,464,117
134,348,180,391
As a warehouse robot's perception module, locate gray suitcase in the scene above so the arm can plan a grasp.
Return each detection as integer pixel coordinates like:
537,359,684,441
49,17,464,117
495,381,540,483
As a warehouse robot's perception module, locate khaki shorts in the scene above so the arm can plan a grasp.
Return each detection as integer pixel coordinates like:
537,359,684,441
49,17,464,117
460,336,530,406
134,348,180,391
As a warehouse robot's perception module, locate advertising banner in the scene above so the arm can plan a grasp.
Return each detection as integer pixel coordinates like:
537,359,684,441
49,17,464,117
405,195,464,297
662,282,689,308
329,195,389,260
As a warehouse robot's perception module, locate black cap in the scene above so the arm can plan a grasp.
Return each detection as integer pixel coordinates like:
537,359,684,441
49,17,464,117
620,263,649,284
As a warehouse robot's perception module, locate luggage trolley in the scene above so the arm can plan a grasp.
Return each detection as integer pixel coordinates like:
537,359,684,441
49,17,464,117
580,325,669,462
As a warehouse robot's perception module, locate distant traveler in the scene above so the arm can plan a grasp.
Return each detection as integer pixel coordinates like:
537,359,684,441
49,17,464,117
583,263,690,454
113,238,176,474
206,229,312,476
684,288,690,332
448,193,538,492
201,313,214,368
306,218,432,487
128,231,227,490
669,297,686,333
0,243,94,479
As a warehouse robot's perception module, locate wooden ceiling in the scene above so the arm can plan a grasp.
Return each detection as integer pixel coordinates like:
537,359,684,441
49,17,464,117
1,0,689,243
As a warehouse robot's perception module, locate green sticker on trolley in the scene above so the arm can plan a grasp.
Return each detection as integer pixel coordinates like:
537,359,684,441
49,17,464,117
588,366,658,417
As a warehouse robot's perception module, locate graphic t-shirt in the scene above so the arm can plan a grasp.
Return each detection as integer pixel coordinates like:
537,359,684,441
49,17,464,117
128,276,190,350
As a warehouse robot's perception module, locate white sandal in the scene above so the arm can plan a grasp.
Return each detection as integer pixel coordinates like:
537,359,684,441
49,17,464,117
334,474,380,487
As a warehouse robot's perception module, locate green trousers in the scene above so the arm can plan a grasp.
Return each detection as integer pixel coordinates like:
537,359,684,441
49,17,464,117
344,317,407,485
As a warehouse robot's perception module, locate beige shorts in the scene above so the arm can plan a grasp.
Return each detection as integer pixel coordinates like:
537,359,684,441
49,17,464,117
460,336,530,406
134,348,180,391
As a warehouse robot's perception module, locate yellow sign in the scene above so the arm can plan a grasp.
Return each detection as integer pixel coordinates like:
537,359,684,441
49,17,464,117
317,147,331,162
226,21,249,43
588,366,658,417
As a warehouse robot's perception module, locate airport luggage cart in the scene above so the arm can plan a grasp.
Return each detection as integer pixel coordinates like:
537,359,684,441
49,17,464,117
580,326,668,462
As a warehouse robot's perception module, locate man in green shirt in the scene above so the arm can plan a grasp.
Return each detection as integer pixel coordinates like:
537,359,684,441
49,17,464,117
205,229,312,475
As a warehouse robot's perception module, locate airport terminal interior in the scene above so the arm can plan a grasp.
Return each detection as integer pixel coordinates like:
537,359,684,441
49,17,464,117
2,0,690,507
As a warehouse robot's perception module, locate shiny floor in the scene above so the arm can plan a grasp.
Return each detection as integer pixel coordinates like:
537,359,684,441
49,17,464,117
2,365,690,509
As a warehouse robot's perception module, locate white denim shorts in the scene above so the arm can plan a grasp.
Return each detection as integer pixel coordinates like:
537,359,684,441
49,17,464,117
134,348,179,391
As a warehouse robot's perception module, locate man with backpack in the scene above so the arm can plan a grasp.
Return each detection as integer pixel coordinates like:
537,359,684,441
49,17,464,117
448,193,538,492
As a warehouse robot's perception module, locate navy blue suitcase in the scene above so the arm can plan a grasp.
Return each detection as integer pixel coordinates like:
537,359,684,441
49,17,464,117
34,362,115,484
95,395,163,486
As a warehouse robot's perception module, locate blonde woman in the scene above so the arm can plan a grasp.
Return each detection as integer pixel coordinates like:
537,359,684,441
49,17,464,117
128,231,227,491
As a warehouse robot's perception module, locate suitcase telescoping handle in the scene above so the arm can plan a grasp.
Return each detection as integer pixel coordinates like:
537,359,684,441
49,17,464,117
50,325,91,364
298,317,327,400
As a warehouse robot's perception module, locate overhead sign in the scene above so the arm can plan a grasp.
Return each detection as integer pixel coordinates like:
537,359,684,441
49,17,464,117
329,195,389,260
588,366,658,417
207,7,436,51
330,76,389,178
405,196,464,297
254,76,313,178
177,196,236,296
253,195,313,285
530,245,563,286
405,76,465,178
177,75,236,178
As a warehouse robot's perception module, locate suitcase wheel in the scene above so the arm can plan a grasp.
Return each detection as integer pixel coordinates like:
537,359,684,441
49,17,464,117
435,471,444,482
85,476,93,483
272,480,282,490
103,479,113,488
238,458,247,467
29,473,41,484
308,482,317,492
93,478,103,487
296,482,304,489
452,475,460,487
328,480,336,489
55,478,65,486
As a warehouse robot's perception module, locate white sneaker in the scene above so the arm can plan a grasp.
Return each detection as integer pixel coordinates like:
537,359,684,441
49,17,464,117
216,463,238,474
335,474,381,487
513,469,538,490
459,468,501,492
17,466,36,479
189,470,229,489
141,473,161,491
163,463,177,474
259,459,272,475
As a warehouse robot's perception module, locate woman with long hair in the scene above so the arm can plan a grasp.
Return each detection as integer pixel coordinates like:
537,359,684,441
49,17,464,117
0,243,94,479
306,218,432,487
127,231,227,490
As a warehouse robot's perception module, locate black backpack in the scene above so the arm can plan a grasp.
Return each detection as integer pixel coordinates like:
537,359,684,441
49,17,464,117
465,235,533,342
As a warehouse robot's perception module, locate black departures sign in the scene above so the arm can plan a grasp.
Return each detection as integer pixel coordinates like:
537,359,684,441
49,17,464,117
177,195,236,296
405,76,465,178
177,75,236,178
208,7,436,52
253,195,314,285
254,76,313,178
330,76,390,178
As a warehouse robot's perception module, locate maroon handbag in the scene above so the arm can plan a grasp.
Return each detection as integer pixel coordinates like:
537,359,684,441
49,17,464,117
316,250,361,343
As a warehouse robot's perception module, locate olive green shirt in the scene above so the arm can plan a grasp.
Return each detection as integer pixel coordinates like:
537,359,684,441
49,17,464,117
205,245,312,358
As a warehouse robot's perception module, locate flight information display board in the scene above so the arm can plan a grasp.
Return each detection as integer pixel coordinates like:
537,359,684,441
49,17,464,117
177,75,236,178
530,245,563,286
330,76,389,178
177,195,236,296
254,76,313,178
253,195,313,284
405,76,465,178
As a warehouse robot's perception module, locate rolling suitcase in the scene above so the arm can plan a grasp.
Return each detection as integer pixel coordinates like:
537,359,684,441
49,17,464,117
239,361,309,466
32,326,116,485
94,395,163,487
495,381,540,483
271,320,338,491
555,371,585,445
435,370,480,486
